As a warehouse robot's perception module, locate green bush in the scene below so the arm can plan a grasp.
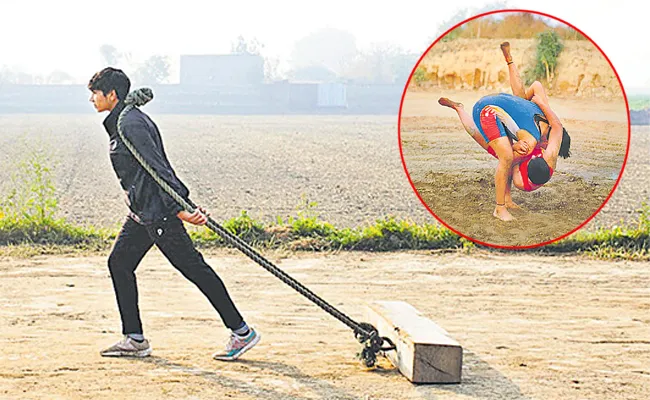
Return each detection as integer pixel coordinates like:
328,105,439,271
345,216,461,251
525,30,564,85
412,66,428,86
0,143,111,247
1,146,58,225
223,210,269,242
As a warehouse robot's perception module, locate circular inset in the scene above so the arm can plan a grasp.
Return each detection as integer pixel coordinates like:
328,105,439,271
398,9,630,249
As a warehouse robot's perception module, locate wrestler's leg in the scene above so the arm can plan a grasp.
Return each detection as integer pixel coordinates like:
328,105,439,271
438,97,489,150
489,137,516,221
504,168,521,209
501,42,527,99
474,106,516,220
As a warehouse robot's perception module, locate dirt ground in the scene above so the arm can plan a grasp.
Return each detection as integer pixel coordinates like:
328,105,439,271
0,114,420,231
0,113,647,399
0,114,645,235
400,90,629,247
0,248,648,399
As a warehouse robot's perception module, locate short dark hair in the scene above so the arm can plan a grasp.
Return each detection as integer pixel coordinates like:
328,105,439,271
559,127,571,159
88,67,130,100
528,157,551,185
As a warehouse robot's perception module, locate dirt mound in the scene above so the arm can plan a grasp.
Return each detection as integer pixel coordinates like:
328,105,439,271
413,38,622,99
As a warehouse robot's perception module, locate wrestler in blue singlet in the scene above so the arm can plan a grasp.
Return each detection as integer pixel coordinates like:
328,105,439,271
472,93,546,143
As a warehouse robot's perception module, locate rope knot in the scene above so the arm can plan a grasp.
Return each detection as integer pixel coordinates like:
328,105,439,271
125,88,154,107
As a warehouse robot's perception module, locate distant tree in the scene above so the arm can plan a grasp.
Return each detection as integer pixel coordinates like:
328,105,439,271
365,43,405,84
47,70,75,84
290,28,358,76
98,44,139,76
231,35,264,55
389,47,420,85
434,7,584,42
0,66,11,83
264,56,283,82
0,66,47,84
342,43,418,84
2,68,34,84
132,55,171,85
15,71,34,84
436,9,472,43
99,44,120,65
230,35,282,82
432,1,510,43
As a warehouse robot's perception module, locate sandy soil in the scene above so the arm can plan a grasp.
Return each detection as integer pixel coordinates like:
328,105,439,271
400,91,629,246
0,249,648,399
0,114,420,231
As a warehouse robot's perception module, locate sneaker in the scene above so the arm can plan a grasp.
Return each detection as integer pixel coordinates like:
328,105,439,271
100,336,152,358
213,328,261,361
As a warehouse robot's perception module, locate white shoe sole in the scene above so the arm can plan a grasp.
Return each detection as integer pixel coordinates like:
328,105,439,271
100,347,152,358
213,332,261,361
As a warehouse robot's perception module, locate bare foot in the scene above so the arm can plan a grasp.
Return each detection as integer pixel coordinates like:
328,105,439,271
493,205,515,221
438,97,463,109
500,41,512,64
505,200,521,209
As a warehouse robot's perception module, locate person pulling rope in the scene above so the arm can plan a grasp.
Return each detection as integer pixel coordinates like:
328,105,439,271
89,67,394,367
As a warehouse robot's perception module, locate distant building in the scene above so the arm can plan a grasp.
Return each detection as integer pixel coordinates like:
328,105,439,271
180,54,264,86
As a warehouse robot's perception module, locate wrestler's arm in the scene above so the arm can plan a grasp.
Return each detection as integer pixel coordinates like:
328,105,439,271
539,128,550,150
487,106,536,155
524,81,548,102
531,95,562,167
511,164,524,189
512,150,529,165
514,129,537,156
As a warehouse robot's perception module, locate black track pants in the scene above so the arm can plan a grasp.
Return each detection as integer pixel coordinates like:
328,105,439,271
107,215,244,334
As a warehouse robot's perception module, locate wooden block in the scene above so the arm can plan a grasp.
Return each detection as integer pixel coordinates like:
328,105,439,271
365,301,462,384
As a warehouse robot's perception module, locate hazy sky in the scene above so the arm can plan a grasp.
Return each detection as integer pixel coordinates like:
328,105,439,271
1,0,648,89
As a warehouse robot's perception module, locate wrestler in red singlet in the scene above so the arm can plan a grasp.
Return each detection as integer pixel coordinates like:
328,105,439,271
485,146,553,192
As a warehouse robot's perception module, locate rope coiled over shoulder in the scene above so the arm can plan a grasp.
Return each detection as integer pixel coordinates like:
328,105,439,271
124,87,154,107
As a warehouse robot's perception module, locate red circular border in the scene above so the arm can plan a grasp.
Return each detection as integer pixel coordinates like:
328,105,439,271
397,8,632,250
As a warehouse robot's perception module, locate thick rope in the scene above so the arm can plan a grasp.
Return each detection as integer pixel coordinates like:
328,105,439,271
116,88,395,366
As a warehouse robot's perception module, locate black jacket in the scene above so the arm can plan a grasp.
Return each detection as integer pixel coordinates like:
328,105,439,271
103,101,190,225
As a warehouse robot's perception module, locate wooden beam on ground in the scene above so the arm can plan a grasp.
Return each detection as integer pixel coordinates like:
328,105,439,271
365,301,462,384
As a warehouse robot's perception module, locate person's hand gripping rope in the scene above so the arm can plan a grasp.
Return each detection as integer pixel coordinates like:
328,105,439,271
178,205,210,225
